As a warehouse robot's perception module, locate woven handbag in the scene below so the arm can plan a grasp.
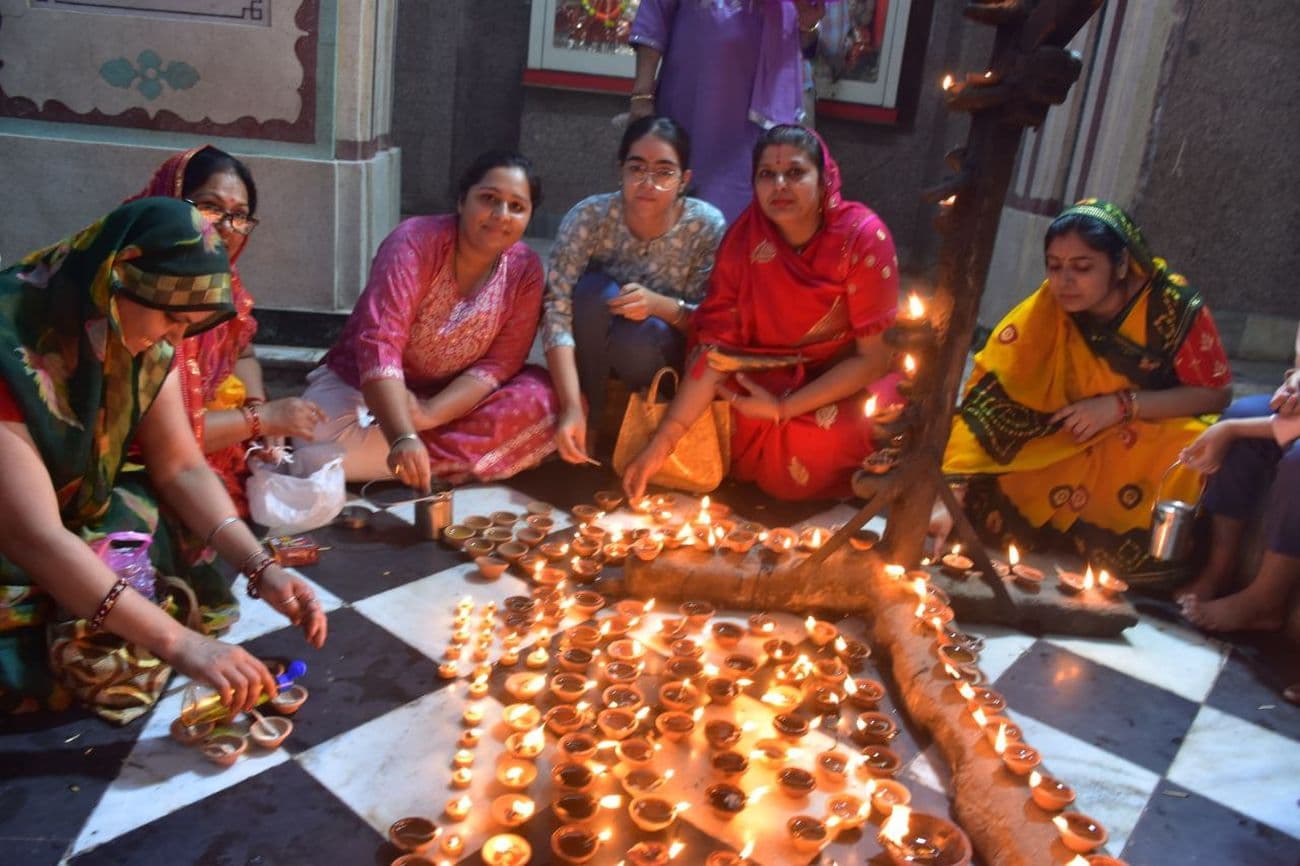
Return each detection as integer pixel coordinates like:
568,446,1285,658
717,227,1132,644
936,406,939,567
612,367,731,494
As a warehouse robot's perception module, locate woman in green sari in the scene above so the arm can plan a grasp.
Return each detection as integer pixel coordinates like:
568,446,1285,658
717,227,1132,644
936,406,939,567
0,198,327,721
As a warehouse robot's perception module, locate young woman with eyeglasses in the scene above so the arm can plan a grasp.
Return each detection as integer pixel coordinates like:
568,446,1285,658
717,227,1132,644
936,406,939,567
545,116,727,463
128,146,326,518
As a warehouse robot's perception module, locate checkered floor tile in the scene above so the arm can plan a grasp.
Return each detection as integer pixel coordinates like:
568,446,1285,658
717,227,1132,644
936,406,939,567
3,465,1298,866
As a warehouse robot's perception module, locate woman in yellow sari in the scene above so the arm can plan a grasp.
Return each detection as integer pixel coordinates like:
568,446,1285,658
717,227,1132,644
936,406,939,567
941,200,1232,584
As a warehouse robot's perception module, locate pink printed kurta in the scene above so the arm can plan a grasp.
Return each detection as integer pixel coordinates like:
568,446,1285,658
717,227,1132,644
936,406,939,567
321,215,557,482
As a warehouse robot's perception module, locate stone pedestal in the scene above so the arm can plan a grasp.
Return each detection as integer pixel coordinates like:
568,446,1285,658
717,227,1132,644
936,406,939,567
0,0,400,311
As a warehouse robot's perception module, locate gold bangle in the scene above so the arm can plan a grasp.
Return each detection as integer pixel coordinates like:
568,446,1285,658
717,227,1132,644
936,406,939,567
629,93,655,102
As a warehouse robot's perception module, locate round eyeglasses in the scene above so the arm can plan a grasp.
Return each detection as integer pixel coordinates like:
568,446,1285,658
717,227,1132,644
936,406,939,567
622,163,682,191
186,200,259,236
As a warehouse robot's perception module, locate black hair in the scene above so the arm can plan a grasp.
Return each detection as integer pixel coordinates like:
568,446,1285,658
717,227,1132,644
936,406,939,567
1043,212,1127,267
752,124,824,183
618,115,693,170
181,146,258,216
456,151,542,210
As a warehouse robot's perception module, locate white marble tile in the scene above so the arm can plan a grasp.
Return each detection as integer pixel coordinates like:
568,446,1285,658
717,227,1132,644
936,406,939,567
70,686,291,856
963,622,1038,684
1046,615,1229,702
1008,709,1161,854
218,570,345,647
297,685,541,853
352,563,532,662
901,742,953,796
450,483,573,534
1167,704,1300,838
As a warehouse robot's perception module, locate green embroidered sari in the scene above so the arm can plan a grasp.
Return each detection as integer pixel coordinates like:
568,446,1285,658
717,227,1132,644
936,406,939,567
0,198,234,716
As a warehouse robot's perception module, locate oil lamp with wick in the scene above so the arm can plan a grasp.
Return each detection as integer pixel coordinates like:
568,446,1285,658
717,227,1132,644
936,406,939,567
631,840,687,866
877,805,973,866
1028,770,1076,811
1053,813,1109,854
941,543,974,577
705,841,755,866
491,793,537,829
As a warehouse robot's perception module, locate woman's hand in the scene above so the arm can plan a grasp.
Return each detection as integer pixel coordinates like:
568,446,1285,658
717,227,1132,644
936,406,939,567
927,499,955,558
259,397,328,440
257,563,329,648
388,435,432,493
1271,369,1300,416
1050,395,1123,442
169,630,278,715
723,373,785,422
608,283,668,323
554,403,591,464
622,435,674,501
1180,422,1236,474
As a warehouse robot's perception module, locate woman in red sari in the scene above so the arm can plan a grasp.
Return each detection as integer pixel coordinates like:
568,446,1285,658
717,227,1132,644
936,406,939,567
129,146,325,516
623,125,899,501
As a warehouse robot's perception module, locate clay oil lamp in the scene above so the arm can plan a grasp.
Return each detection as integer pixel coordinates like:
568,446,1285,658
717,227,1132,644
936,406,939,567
496,755,538,790
570,536,600,558
461,702,486,727
602,683,646,711
747,613,777,636
860,745,903,778
601,539,630,564
723,528,758,555
603,660,640,686
606,637,646,666
459,514,491,534
835,636,872,672
940,544,975,577
679,599,716,628
798,525,829,552
763,637,796,663
827,793,869,831
389,817,440,854
749,737,791,768
471,553,509,581
658,617,689,640
525,511,555,533
558,730,599,763
444,794,474,821
982,716,1023,747
658,680,702,712
551,824,607,865
616,736,657,768
955,682,1006,715
938,660,984,687
464,537,494,558
570,556,602,582
594,490,624,511
878,806,973,866
705,782,748,822
480,832,532,866
514,525,545,547
710,749,749,780
814,657,849,687
777,766,817,802
1097,568,1128,596
620,766,669,797
545,704,588,736
669,637,704,660
760,685,802,713
633,841,684,866
615,597,651,619
484,526,515,546
772,712,810,744
706,676,740,706
200,733,248,764
554,650,591,679
596,707,640,741
1005,544,1044,588
704,718,743,751
502,703,541,733
804,615,838,647
655,709,698,741
501,726,544,762
787,815,831,856
504,671,546,702
661,524,692,550
871,779,912,815
664,656,705,683
762,528,797,556
571,504,600,524
628,794,683,832
936,642,980,670
815,749,851,787
169,717,215,746
1001,740,1041,776
1053,813,1109,854
629,496,655,515
490,793,536,829
552,760,597,793
853,711,899,745
710,620,746,649
539,540,570,562
468,673,491,699
438,660,460,681
503,595,536,616
269,684,309,715
442,524,475,548
1029,770,1076,811
552,791,599,825
705,842,754,866
456,725,481,748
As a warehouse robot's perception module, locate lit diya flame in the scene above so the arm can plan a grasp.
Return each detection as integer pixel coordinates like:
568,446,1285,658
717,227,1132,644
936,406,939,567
600,794,623,809
1008,544,1020,569
864,394,878,418
645,598,657,613
844,677,858,695
507,798,534,822
504,766,523,785
834,636,847,653
1064,857,1089,866
941,74,954,91
609,528,623,544
993,722,1009,755
739,840,755,859
635,706,652,722
522,727,545,753
956,681,976,701
971,707,988,727
914,600,928,619
885,563,906,580
598,828,613,843
1097,568,1113,590
1029,770,1044,788
906,292,925,320
912,577,928,599
748,786,770,805
880,803,912,846
902,354,917,375
670,841,687,859
952,543,962,555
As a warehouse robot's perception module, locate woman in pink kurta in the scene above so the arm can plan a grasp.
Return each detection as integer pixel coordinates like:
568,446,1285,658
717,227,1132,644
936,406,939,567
299,153,558,487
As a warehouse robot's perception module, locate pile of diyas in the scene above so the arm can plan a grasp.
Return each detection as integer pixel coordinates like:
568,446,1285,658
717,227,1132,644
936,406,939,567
169,659,308,769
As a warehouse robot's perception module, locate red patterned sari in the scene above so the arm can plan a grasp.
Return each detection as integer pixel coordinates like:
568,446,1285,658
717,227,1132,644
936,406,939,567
692,141,900,499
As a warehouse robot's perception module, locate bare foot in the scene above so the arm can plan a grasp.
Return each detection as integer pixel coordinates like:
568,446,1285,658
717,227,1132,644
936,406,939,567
1177,567,1234,605
1183,590,1285,633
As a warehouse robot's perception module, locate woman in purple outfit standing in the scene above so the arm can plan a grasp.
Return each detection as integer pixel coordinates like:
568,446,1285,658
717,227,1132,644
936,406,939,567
629,0,830,223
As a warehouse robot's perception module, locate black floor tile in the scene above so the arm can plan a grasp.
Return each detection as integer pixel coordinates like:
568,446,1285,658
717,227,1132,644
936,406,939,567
0,709,146,865
68,760,382,866
993,642,1199,776
238,608,444,752
1122,782,1299,866
303,509,459,603
1205,649,1300,741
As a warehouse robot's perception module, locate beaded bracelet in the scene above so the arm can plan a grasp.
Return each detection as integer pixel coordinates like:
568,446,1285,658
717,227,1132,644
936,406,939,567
89,576,130,632
242,403,263,440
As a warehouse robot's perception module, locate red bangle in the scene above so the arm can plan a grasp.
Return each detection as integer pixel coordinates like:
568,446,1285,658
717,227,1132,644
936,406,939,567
1113,391,1128,422
243,403,263,439
89,576,131,631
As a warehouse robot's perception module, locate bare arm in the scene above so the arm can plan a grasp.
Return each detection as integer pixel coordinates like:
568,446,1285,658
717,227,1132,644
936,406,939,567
235,349,266,402
782,333,891,417
546,344,591,463
1133,384,1231,421
629,45,662,119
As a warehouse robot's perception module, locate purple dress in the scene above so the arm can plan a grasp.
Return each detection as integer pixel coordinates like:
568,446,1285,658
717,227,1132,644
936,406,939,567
631,0,805,223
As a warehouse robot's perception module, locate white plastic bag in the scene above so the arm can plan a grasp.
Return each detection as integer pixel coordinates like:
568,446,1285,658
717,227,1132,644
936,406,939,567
246,445,346,534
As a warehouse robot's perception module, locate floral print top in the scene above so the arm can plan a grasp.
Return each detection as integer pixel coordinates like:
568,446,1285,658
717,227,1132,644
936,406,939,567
543,192,726,351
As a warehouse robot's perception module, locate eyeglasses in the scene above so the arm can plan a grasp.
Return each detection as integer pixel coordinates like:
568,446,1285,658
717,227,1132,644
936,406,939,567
186,200,259,236
622,163,682,191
